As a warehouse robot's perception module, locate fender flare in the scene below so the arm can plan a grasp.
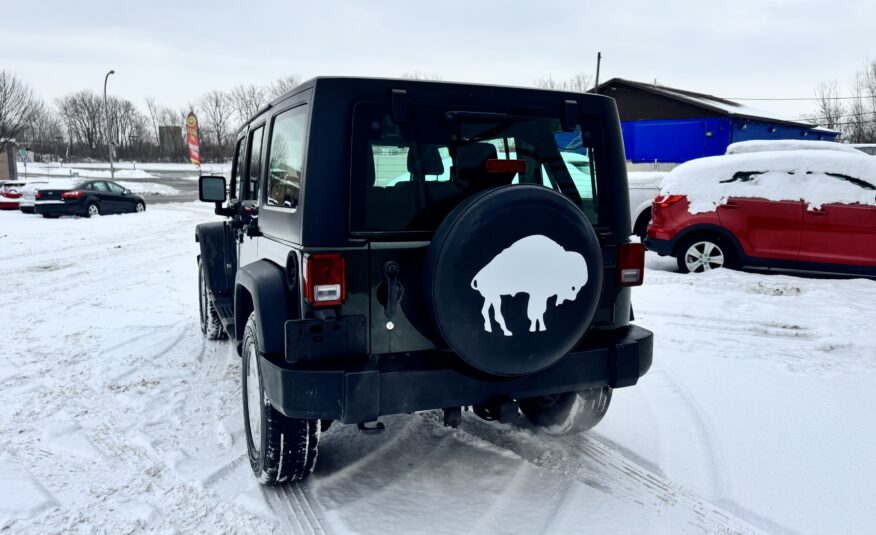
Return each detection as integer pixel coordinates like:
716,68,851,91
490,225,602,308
195,222,231,295
671,224,747,262
235,260,296,355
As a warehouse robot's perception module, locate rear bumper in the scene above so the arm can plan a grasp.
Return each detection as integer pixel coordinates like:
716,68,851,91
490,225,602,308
644,237,674,256
261,324,653,423
34,201,82,216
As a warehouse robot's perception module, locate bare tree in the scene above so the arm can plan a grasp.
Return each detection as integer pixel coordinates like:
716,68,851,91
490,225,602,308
400,71,443,81
56,90,105,155
230,84,267,123
534,73,593,93
813,81,846,131
268,74,303,100
0,70,42,140
197,90,234,160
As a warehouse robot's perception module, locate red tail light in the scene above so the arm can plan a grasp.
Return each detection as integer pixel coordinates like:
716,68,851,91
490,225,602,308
617,243,645,286
485,159,526,174
62,190,85,199
35,191,42,199
303,253,346,306
653,194,685,208
5,191,22,199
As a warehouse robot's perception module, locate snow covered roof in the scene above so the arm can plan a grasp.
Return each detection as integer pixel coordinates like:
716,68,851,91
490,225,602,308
661,150,876,213
596,78,814,128
726,140,863,155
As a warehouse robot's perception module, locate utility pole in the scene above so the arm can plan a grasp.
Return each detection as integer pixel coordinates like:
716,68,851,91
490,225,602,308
103,69,116,180
594,52,602,91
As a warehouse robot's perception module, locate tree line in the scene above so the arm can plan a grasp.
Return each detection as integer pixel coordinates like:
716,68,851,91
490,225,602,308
0,71,303,163
805,59,876,143
0,71,597,164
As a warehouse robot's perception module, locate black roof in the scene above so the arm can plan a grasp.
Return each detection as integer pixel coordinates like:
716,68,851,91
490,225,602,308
595,78,814,129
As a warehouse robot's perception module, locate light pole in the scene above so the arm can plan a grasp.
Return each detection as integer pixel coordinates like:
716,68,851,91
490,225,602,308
103,69,116,179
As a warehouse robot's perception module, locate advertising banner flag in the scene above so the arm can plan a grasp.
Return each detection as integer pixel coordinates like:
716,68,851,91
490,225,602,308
185,112,201,168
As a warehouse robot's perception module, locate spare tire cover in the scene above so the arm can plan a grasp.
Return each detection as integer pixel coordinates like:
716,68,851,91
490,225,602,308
424,185,603,376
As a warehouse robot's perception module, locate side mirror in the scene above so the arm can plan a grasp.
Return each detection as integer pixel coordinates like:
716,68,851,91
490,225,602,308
199,175,226,203
123,189,131,195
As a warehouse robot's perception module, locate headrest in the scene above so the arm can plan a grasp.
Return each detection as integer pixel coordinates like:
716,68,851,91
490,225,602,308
407,144,445,177
454,143,498,171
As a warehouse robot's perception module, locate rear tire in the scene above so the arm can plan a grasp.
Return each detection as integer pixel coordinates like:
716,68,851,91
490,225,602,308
242,313,319,484
520,387,612,435
676,234,736,273
633,209,651,241
198,259,225,340
85,203,100,217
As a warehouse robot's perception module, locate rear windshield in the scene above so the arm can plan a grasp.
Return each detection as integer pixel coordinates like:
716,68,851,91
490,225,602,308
350,102,601,233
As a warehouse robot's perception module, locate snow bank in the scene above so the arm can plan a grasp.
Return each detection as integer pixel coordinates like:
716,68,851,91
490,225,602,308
17,164,156,180
116,181,179,196
726,139,862,155
661,150,876,213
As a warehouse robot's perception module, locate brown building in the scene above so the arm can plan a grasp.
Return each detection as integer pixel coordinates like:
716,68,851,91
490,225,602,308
1,140,18,181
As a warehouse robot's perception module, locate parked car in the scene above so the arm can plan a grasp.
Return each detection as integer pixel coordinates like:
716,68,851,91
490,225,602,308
727,139,863,155
18,180,50,214
0,181,25,210
628,172,665,239
34,179,146,218
196,77,652,484
646,149,876,276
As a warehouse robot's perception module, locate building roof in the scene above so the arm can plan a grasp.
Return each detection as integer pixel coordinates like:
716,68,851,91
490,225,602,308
596,78,815,129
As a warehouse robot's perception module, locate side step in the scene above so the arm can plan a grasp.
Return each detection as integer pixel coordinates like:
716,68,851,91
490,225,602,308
213,296,235,336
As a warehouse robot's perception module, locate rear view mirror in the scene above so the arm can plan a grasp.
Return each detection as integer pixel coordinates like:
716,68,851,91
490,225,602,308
199,175,226,203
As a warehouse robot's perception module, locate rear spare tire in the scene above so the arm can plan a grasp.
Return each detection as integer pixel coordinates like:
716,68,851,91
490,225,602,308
424,185,603,376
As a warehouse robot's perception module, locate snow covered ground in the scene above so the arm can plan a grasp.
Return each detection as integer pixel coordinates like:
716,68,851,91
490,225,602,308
1,203,875,534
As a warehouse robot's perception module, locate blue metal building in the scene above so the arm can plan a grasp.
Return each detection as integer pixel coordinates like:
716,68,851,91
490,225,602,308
595,78,839,164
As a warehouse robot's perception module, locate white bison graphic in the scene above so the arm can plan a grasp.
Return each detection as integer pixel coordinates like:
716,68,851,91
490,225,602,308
470,235,588,336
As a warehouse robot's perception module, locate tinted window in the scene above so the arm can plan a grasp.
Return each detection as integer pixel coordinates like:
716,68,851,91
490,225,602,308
232,138,246,200
351,102,600,232
106,182,125,194
267,106,308,209
244,126,264,201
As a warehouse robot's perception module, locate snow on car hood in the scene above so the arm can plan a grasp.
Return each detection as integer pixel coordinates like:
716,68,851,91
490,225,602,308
726,139,863,155
627,172,666,189
660,150,876,213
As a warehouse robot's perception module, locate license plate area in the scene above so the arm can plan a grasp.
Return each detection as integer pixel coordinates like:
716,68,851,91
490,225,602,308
285,316,367,363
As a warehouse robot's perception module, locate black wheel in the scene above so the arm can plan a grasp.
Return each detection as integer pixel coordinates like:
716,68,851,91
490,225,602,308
242,313,319,484
676,234,736,273
633,209,651,241
198,259,225,340
85,203,100,217
520,387,612,435
135,202,145,213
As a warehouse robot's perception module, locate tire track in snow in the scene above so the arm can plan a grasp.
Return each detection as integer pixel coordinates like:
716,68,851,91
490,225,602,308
460,417,767,535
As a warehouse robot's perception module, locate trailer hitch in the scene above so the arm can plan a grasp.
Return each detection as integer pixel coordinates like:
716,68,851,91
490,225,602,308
357,421,386,435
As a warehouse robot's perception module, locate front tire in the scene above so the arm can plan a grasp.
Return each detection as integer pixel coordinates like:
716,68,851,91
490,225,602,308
198,259,224,340
676,235,736,273
520,387,612,435
242,313,319,484
135,202,145,213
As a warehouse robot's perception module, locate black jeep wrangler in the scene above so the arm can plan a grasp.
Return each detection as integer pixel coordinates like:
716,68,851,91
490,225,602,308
196,77,653,484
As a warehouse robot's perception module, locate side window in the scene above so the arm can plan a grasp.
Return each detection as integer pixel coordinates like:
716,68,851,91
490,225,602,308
231,138,246,201
106,182,125,194
244,126,265,202
92,181,109,192
266,106,308,209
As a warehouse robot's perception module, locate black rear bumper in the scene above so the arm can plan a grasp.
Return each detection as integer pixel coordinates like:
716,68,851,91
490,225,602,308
260,324,653,423
644,237,674,256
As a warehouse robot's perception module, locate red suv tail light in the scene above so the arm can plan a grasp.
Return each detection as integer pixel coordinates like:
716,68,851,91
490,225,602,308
61,190,85,199
35,191,42,199
617,243,645,286
653,194,685,208
303,253,346,306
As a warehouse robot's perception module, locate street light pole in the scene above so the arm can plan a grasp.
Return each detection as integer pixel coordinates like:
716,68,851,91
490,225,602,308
103,69,116,180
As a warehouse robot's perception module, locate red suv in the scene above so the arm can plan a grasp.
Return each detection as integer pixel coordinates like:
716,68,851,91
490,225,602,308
645,149,876,276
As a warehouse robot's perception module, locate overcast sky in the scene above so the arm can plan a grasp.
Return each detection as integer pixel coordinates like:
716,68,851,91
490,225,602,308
3,0,874,121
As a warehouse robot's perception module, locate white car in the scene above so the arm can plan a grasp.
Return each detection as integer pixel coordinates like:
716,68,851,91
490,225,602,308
18,180,50,214
628,172,665,239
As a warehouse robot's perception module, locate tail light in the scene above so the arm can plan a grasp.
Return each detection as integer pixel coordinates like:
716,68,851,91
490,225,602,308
62,190,85,199
35,191,42,199
653,194,685,208
303,253,346,306
485,159,526,174
5,191,22,199
617,243,645,286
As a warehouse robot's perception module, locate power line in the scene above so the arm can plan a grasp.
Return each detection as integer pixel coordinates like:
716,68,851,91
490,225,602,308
729,95,874,101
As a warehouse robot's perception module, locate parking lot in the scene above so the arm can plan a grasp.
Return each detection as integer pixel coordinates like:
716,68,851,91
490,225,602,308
2,202,874,534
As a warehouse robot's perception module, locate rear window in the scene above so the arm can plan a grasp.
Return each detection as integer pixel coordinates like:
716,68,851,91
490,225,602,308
351,102,601,233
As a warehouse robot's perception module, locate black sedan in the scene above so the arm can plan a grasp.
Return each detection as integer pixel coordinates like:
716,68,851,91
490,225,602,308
34,180,146,218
